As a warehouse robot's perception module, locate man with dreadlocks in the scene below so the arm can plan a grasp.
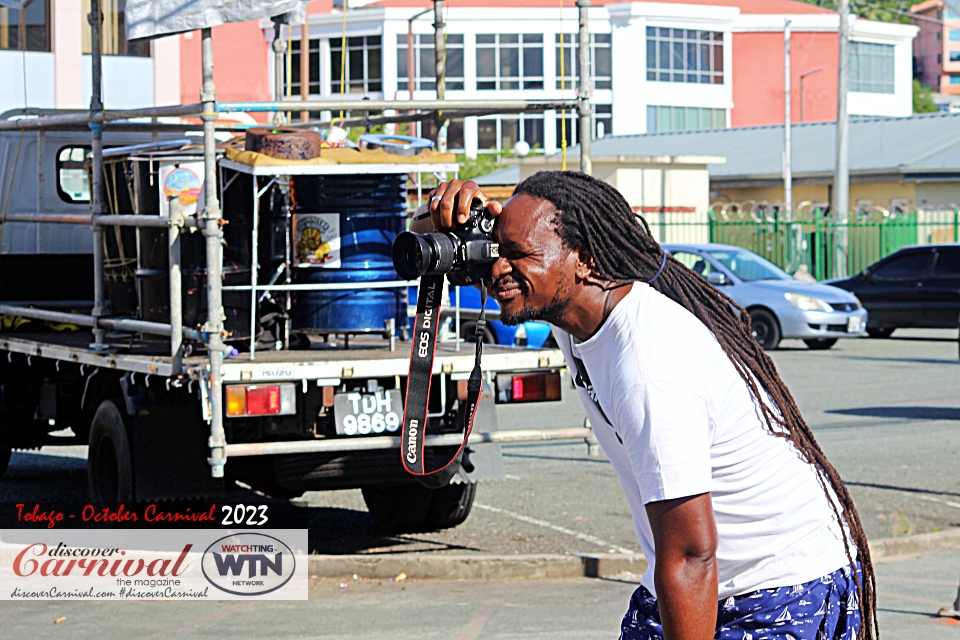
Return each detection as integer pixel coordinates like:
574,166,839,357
422,171,876,640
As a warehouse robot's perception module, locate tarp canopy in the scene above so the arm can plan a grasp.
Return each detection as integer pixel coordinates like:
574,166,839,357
125,0,307,41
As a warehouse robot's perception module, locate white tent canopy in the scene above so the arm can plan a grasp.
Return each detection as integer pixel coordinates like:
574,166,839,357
125,0,307,41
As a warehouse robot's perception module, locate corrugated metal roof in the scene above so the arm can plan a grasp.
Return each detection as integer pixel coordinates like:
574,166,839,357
570,112,960,180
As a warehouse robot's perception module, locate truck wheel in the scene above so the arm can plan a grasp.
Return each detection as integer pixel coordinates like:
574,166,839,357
0,424,10,479
87,400,134,507
361,484,433,532
362,481,477,533
423,481,477,531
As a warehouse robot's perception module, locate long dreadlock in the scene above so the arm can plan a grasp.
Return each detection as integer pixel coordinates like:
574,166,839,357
513,170,877,640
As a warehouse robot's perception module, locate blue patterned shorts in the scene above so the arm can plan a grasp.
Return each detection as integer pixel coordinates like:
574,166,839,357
620,565,861,640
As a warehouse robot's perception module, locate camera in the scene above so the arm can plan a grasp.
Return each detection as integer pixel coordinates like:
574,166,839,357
392,197,499,286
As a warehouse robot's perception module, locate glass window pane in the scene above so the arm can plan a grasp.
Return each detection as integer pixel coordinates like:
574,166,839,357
501,46,520,78
446,47,464,78
523,117,544,147
524,34,542,44
477,48,495,78
478,119,498,149
659,41,670,70
523,46,542,77
477,34,495,44
501,34,519,44
501,118,519,149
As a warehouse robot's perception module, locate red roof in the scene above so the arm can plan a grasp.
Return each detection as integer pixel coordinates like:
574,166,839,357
357,0,833,12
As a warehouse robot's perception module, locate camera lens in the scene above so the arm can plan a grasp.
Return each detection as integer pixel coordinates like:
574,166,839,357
392,232,458,280
392,232,432,280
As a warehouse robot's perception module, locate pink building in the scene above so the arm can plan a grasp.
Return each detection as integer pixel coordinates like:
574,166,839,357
911,0,960,94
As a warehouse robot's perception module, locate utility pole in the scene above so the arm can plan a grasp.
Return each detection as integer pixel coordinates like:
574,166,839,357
834,0,850,278
577,0,592,175
783,19,792,223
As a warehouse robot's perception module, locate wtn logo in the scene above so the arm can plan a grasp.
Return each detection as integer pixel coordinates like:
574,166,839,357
213,553,283,578
202,533,298,597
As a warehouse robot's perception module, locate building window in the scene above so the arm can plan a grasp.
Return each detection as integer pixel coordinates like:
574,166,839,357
419,118,465,151
82,0,150,57
288,38,320,96
646,27,723,84
476,34,543,91
950,51,960,62
646,105,725,132
949,8,960,20
850,41,894,94
0,0,49,51
57,147,91,204
330,35,382,94
555,33,612,90
555,104,612,147
396,34,464,91
950,30,960,41
478,113,544,152
950,75,960,84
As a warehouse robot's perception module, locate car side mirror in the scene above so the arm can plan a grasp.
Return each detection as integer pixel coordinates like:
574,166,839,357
706,272,729,286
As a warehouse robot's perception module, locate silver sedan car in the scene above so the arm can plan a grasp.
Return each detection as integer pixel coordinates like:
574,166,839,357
662,244,868,350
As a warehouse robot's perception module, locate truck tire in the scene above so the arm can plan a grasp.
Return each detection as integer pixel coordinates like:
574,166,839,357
361,481,477,533
423,481,477,530
87,400,134,507
0,421,10,478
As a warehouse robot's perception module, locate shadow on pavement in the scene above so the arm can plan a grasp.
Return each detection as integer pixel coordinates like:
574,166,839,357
841,481,960,499
827,406,960,420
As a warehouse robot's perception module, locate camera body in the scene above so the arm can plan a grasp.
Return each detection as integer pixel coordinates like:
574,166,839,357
392,197,499,286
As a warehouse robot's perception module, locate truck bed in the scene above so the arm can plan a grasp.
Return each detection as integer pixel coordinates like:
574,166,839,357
0,332,567,381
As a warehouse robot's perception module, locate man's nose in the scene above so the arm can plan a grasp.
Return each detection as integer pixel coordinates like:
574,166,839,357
491,256,511,281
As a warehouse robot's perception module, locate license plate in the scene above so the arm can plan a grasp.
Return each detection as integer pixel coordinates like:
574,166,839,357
847,316,862,333
333,390,403,436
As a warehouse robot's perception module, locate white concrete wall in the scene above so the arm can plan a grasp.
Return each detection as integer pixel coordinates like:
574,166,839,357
53,0,84,108
849,20,918,118
81,55,155,109
0,51,56,115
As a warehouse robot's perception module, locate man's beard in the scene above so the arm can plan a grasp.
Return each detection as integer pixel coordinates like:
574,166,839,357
497,277,572,326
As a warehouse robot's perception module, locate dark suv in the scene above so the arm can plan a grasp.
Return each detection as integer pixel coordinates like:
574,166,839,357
826,244,960,338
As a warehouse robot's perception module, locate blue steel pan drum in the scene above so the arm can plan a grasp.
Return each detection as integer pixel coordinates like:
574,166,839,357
290,174,408,335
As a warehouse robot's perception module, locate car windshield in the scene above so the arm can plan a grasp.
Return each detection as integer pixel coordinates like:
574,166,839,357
704,248,792,282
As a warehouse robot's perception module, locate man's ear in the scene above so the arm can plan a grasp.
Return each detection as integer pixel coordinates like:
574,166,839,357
575,249,597,280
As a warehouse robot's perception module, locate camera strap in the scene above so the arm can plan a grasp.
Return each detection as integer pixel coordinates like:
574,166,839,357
401,275,486,485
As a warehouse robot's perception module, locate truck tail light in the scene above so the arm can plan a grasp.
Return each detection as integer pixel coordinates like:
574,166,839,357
495,372,562,404
226,384,296,417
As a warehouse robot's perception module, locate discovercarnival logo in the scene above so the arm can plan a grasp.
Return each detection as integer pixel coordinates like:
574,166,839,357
201,533,296,596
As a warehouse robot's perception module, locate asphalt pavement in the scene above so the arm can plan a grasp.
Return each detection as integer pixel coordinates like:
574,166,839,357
0,329,958,637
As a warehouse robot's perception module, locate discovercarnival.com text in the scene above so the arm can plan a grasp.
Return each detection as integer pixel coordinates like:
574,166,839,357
10,585,209,598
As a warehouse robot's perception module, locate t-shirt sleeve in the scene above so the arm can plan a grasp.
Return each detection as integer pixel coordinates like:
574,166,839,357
615,380,712,504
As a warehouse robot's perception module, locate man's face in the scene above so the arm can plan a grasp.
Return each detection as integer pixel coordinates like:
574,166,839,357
489,194,578,326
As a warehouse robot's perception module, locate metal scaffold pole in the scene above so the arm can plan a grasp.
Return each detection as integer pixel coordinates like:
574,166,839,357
88,0,106,350
200,28,227,479
577,0,592,175
433,0,447,153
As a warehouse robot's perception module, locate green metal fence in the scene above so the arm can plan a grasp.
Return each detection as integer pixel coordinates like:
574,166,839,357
648,207,960,281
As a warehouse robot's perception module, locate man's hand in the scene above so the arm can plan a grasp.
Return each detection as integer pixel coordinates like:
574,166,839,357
645,493,719,640
427,180,503,231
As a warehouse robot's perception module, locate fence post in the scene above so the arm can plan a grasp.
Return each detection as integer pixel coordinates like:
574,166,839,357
954,208,959,243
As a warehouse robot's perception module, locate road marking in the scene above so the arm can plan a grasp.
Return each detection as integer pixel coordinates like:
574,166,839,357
917,495,960,510
475,503,635,555
455,595,508,640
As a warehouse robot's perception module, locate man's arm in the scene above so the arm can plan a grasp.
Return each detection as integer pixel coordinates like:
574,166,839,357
645,492,719,640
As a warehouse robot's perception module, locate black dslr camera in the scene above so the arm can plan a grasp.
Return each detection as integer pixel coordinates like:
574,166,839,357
392,196,499,286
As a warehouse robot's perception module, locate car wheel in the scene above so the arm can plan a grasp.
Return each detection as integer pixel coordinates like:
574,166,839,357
460,321,496,344
803,338,838,350
866,327,894,339
749,309,781,350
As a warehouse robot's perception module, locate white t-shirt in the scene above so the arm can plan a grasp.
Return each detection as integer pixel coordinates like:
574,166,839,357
553,282,850,599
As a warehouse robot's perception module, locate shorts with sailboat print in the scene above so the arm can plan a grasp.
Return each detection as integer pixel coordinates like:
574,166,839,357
620,564,861,640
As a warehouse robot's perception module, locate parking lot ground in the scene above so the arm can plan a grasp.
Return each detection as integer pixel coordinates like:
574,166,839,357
0,329,959,638
1,550,958,639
